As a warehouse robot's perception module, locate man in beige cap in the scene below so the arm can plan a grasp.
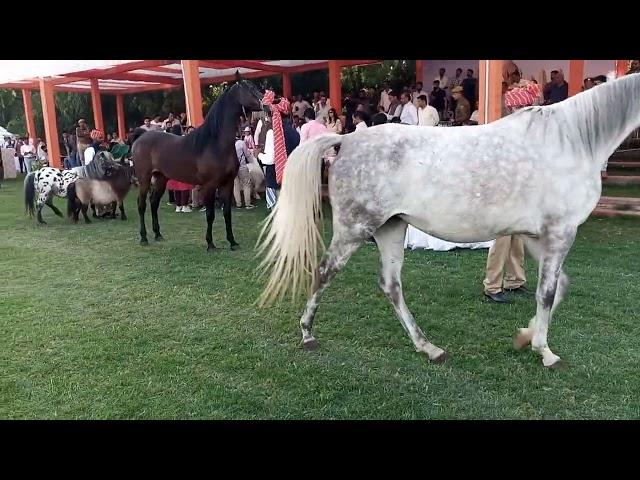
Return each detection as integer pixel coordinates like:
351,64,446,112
451,86,471,125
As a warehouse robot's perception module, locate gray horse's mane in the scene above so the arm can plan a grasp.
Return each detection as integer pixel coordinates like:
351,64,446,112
501,73,640,158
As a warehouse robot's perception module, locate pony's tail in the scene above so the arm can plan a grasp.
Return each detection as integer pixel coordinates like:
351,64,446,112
256,133,343,307
24,172,36,217
66,182,79,218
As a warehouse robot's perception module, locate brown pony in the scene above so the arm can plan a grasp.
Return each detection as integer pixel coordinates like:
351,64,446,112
66,161,137,223
130,73,263,250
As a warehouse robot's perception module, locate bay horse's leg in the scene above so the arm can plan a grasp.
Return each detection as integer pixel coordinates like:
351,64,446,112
219,180,239,250
150,173,167,241
45,198,63,217
299,230,363,350
374,217,447,362
202,183,218,251
119,200,127,221
138,178,150,246
517,227,576,368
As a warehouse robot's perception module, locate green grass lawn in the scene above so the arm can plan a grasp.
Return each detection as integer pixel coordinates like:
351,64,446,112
1,176,640,419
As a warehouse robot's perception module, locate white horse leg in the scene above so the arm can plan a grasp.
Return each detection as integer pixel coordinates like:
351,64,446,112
374,217,446,363
299,234,362,350
517,228,576,368
36,188,51,224
515,236,570,350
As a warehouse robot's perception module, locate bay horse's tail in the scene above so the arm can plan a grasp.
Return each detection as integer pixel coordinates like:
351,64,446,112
256,133,343,306
24,172,36,216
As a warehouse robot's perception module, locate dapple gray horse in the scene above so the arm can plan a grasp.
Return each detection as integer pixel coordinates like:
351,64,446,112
257,73,640,369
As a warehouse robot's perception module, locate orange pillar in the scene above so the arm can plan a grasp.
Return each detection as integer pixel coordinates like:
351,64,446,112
181,60,204,127
616,60,630,77
568,60,585,97
22,89,37,139
39,78,61,169
90,78,104,132
282,72,292,99
415,60,424,84
328,60,342,114
116,94,126,140
478,60,503,124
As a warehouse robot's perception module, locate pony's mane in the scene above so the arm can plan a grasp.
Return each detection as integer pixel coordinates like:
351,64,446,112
82,150,117,179
184,82,242,153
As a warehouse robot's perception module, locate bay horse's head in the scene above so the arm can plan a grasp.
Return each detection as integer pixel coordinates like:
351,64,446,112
232,70,263,113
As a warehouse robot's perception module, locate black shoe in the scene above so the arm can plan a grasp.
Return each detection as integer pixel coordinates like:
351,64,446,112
505,286,531,294
484,291,509,303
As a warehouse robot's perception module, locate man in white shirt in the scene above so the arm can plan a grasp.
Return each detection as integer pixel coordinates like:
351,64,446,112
291,94,311,121
399,92,418,125
417,95,439,126
314,93,331,124
140,117,152,131
435,68,449,92
353,111,368,131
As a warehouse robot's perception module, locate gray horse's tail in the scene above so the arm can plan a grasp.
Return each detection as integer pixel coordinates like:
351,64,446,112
24,172,36,216
256,133,343,306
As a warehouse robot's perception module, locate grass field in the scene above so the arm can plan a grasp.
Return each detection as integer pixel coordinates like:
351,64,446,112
1,176,640,419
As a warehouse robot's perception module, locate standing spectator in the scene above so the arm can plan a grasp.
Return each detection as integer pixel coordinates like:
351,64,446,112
412,81,428,107
15,138,25,173
626,60,640,75
417,95,439,126
315,93,331,124
451,87,471,125
435,68,449,92
546,69,569,104
429,80,447,119
292,94,311,121
300,108,330,143
462,69,477,113
233,136,256,209
140,117,152,130
21,138,37,174
166,125,193,212
326,108,343,133
180,112,188,127
450,68,464,89
378,82,392,111
36,138,48,165
75,119,92,165
386,90,403,121
399,92,418,125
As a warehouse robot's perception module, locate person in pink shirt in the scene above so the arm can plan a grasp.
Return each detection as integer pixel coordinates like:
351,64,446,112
299,108,330,143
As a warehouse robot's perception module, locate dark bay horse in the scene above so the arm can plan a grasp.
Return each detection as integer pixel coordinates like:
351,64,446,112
131,75,263,250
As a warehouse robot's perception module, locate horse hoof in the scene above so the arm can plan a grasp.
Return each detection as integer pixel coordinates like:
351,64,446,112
207,245,217,252
121,216,128,221
432,351,448,364
230,243,240,251
155,235,164,241
140,239,149,246
548,359,566,370
84,219,92,224
513,330,532,350
302,338,319,351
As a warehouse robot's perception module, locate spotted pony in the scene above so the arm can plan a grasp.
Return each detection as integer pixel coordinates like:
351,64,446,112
24,167,78,223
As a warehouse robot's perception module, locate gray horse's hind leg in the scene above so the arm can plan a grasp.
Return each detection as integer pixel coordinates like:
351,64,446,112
374,217,447,363
299,230,362,350
515,228,576,368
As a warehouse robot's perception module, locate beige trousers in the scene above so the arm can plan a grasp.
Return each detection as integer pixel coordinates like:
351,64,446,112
483,235,526,294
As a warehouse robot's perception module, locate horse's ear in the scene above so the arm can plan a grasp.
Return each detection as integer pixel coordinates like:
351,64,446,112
235,70,242,82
